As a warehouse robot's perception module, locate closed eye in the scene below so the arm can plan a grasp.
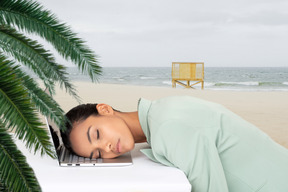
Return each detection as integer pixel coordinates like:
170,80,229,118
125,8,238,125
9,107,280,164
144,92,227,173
96,129,99,139
98,150,102,159
96,130,101,158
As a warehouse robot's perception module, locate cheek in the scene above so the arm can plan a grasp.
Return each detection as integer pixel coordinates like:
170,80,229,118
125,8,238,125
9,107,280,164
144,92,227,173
70,136,91,157
72,143,90,158
104,153,121,159
104,118,128,136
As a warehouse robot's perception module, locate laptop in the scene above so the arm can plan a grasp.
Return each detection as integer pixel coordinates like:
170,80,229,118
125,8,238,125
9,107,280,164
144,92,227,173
44,91,133,167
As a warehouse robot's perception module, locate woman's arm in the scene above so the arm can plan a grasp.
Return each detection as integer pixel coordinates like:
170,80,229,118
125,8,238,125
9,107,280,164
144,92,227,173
151,121,229,192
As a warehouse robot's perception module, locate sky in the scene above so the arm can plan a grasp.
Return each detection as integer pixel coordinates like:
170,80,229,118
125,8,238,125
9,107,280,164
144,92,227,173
38,0,288,67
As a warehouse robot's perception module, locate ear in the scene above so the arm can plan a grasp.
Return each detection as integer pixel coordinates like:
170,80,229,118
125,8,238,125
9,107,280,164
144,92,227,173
96,104,114,116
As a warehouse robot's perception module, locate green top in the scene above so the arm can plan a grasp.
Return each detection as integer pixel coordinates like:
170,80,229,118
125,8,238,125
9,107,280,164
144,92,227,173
138,96,288,192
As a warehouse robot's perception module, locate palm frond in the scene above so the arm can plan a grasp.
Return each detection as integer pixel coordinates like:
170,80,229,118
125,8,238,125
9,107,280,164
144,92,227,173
13,67,66,129
0,177,9,192
0,0,102,82
0,121,41,192
0,55,55,158
0,25,81,102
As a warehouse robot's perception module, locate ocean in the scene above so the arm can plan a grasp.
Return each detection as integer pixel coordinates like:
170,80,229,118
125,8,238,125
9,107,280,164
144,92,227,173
67,67,288,91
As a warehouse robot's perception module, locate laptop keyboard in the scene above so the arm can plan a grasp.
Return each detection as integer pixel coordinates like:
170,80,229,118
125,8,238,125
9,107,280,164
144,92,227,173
78,157,84,163
60,147,99,164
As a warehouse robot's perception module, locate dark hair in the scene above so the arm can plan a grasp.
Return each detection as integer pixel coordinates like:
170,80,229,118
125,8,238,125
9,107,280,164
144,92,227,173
60,103,99,154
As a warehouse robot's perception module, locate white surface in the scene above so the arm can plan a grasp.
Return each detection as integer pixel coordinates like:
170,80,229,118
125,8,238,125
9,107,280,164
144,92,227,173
15,140,191,192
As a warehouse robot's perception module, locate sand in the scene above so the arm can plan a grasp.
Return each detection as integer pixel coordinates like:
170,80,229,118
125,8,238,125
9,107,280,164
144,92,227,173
53,82,288,148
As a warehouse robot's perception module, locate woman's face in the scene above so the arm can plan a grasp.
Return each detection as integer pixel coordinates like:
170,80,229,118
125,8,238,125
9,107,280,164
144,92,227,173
69,114,135,159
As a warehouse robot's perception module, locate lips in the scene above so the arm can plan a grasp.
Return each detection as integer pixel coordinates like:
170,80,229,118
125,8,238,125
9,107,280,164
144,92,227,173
116,139,121,153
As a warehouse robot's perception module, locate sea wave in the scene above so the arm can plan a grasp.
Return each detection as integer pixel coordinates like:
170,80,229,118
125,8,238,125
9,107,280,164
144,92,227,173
140,76,157,80
162,81,172,85
214,82,259,86
258,82,285,86
162,80,288,89
212,81,288,87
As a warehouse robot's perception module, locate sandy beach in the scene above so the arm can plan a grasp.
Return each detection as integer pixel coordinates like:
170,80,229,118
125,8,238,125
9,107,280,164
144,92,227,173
53,82,288,149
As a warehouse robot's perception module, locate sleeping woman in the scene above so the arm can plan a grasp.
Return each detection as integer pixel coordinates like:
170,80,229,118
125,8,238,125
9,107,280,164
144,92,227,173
61,96,288,192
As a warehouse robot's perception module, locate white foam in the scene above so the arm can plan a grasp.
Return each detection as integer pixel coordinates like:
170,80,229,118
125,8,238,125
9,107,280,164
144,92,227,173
140,77,156,80
162,81,172,85
204,82,216,87
214,81,259,86
237,82,259,86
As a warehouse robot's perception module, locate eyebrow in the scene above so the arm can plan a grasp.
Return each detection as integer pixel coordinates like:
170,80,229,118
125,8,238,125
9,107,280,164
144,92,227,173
87,126,92,144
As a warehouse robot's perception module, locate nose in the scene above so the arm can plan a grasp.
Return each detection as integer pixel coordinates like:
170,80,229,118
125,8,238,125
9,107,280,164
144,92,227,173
104,142,112,153
93,141,112,153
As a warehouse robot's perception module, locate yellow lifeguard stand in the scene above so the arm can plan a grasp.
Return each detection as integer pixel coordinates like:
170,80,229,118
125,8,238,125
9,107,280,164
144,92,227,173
172,62,204,89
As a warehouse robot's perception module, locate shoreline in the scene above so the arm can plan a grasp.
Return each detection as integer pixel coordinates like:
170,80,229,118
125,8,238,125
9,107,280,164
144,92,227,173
65,66,288,91
53,82,288,148
68,79,288,92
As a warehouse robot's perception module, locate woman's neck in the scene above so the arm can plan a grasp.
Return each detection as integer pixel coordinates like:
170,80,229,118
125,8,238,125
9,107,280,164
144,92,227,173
114,111,146,143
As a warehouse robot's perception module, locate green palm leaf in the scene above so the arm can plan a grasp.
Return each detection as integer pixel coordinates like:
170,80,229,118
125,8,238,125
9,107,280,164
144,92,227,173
0,121,41,192
14,68,67,129
0,25,81,102
0,0,102,82
13,65,66,129
0,177,8,191
0,56,54,157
